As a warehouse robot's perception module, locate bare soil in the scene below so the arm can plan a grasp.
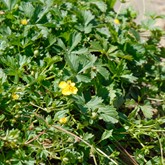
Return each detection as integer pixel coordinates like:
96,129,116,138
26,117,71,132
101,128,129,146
115,0,165,46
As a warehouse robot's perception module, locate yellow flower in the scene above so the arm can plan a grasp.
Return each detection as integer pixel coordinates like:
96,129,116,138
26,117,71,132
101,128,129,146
21,19,28,25
59,80,78,95
12,93,19,100
59,117,68,124
114,19,120,25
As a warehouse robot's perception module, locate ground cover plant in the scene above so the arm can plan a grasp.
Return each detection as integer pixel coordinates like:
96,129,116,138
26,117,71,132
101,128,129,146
0,0,165,164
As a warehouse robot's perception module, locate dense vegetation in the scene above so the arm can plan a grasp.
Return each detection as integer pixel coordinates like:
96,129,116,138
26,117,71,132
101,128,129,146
0,0,165,164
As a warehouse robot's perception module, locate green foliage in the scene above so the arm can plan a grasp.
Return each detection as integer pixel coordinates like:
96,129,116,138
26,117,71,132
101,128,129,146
0,0,165,164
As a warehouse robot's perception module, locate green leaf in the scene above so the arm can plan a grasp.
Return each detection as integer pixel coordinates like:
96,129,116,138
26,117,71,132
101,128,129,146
76,74,91,83
84,24,93,34
128,106,140,119
1,0,19,10
97,65,110,80
85,96,103,110
44,56,62,66
18,55,31,68
98,106,118,123
83,133,94,141
67,53,79,72
57,38,66,50
121,74,138,83
105,0,116,9
96,27,111,38
24,160,36,165
140,104,154,119
89,41,103,52
101,129,113,141
129,29,140,41
47,34,57,48
78,54,97,73
36,7,50,23
0,114,5,122
5,129,20,141
90,1,107,12
20,2,35,18
54,110,69,120
36,25,49,38
116,54,133,61
82,10,95,26
69,33,82,52
0,69,7,84
125,99,137,108
108,84,117,104
71,48,88,55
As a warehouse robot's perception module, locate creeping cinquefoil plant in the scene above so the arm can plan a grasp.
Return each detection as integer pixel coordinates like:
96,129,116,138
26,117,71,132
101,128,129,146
0,0,165,164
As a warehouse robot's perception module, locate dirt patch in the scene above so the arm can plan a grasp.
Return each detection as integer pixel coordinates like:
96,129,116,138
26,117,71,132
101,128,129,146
114,0,165,46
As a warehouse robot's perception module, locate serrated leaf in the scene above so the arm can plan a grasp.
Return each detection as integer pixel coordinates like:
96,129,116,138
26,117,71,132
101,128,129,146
96,27,110,38
48,34,57,48
117,54,133,61
1,0,19,10
24,160,36,165
67,53,79,72
98,106,118,123
69,33,82,52
85,96,103,110
44,56,62,66
78,54,97,73
125,99,137,108
121,74,138,83
97,65,110,80
71,48,88,55
99,114,118,123
18,55,31,68
76,74,91,83
84,24,93,34
83,133,94,141
90,1,107,12
89,41,103,52
101,129,113,141
36,7,49,23
140,104,154,119
6,129,20,140
54,110,69,120
129,29,140,41
57,38,66,50
82,10,95,26
36,25,49,38
108,84,117,104
20,2,35,18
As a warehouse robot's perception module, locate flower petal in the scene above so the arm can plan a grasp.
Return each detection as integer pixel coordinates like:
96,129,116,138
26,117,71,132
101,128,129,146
59,117,68,124
59,81,67,89
67,80,75,86
62,87,72,95
72,87,78,94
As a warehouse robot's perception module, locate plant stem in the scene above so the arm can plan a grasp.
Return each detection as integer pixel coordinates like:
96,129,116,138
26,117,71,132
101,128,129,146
157,135,164,165
24,131,45,145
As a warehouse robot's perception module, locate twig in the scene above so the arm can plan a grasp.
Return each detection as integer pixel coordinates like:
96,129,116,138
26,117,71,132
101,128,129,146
142,0,146,20
25,131,45,145
92,154,98,165
112,138,139,165
30,102,47,111
157,135,164,165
